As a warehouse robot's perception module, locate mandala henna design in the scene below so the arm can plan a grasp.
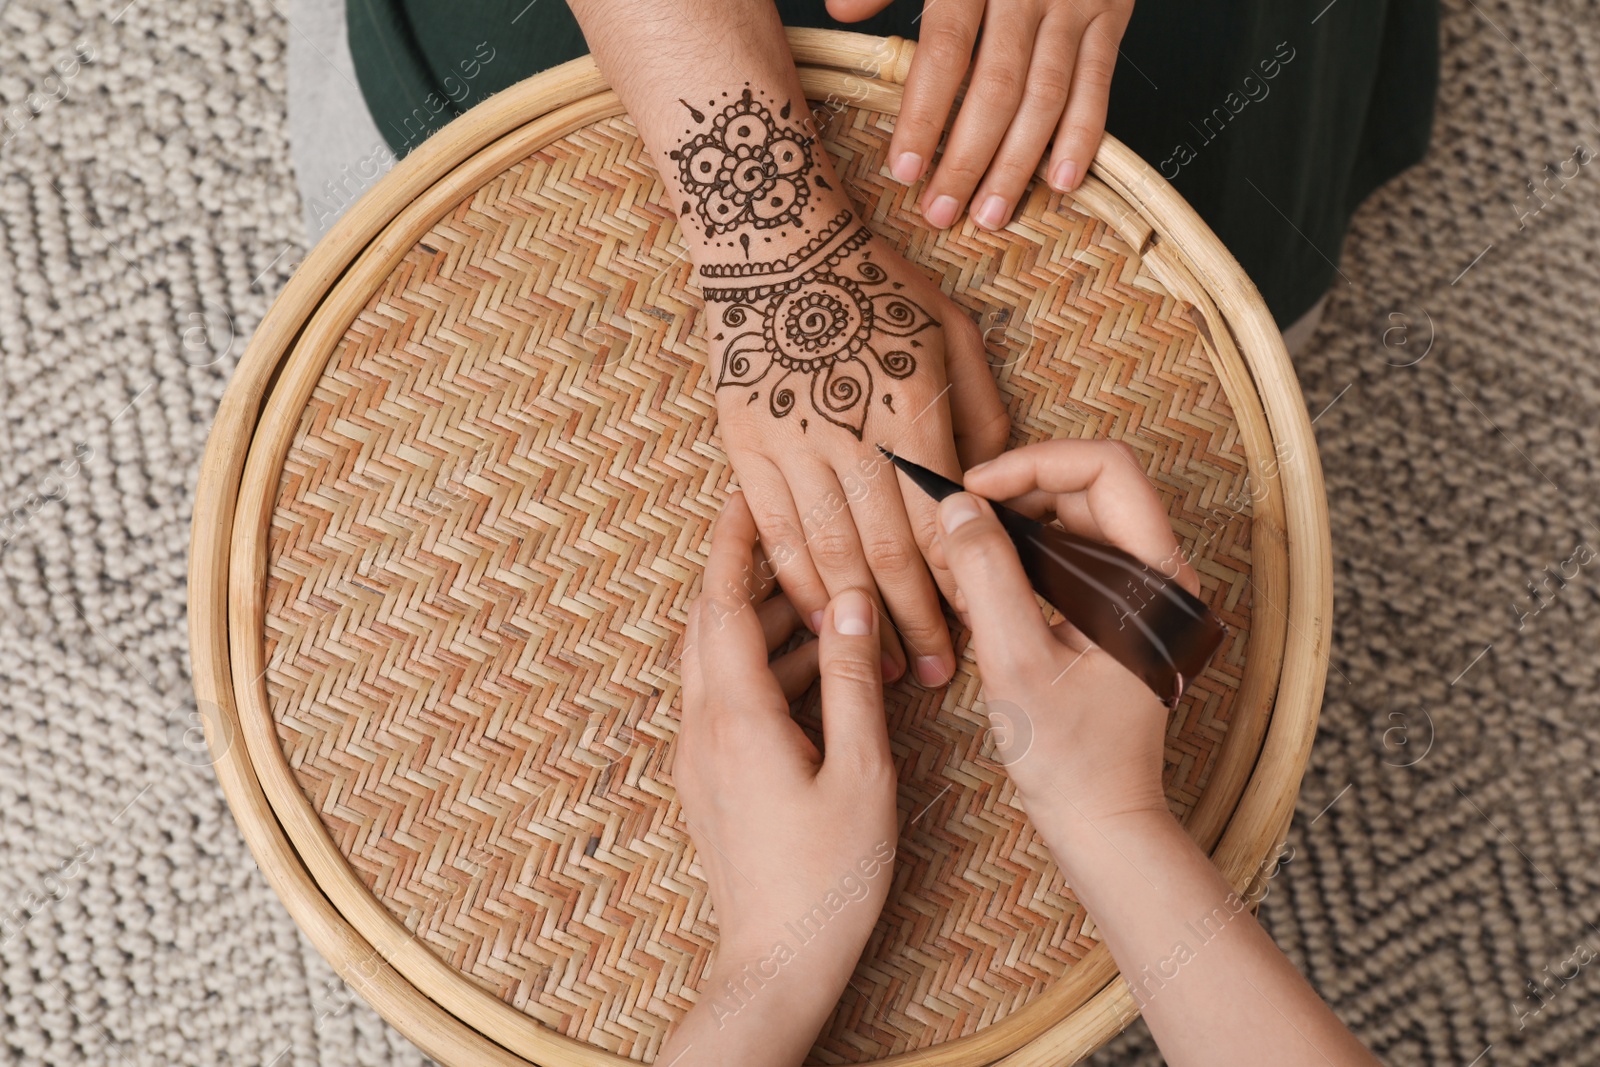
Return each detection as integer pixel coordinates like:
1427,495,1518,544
701,212,938,438
670,88,815,240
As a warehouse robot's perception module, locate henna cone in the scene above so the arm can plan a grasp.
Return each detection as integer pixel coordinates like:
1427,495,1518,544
880,447,1228,708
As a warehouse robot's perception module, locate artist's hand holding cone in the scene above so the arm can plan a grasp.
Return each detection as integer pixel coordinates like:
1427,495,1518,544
667,492,899,1060
929,440,1201,822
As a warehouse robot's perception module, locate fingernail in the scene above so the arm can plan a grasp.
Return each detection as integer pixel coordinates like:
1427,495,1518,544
834,589,874,636
809,610,824,633
965,459,993,477
940,493,982,533
975,194,1007,230
1050,159,1079,192
891,151,923,183
914,656,950,687
881,652,901,681
924,195,959,228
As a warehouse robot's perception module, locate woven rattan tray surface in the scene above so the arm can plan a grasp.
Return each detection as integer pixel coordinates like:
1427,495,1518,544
189,30,1331,1067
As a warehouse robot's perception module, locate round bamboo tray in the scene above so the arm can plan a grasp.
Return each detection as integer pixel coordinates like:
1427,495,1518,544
188,28,1331,1067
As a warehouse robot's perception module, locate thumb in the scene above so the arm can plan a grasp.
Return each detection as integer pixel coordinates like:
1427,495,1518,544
937,494,1056,668
818,589,892,775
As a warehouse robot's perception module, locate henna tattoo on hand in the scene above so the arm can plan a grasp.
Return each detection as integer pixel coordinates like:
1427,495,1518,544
670,86,937,437
701,211,938,438
670,88,816,247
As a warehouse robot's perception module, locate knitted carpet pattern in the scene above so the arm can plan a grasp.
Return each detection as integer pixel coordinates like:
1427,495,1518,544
1,0,1597,1064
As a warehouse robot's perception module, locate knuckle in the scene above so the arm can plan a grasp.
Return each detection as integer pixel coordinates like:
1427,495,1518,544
839,746,896,790
973,65,1026,105
700,709,756,755
950,525,1010,572
945,310,981,347
921,24,976,73
862,530,921,580
975,633,1037,677
1107,439,1141,468
1026,66,1072,104
907,509,941,559
1058,119,1105,151
934,154,987,191
827,651,885,689
807,522,858,571
1074,52,1117,90
977,412,1012,455
985,153,1041,194
751,508,803,552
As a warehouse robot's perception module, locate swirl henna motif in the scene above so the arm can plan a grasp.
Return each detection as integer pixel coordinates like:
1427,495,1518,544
701,212,937,438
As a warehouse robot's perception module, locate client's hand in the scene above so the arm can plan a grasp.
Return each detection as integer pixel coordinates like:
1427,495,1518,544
705,220,1008,689
925,439,1198,823
662,492,899,1066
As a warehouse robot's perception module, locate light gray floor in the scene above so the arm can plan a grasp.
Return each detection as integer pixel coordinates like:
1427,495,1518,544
286,0,392,240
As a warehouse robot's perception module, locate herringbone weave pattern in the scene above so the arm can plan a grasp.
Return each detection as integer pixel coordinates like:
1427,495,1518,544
7,2,1600,1065
260,107,1257,1061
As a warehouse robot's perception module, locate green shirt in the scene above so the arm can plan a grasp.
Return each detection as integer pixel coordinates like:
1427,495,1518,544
346,0,1438,326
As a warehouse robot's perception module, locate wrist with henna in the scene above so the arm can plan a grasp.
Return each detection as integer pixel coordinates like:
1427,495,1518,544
660,83,979,685
667,86,942,442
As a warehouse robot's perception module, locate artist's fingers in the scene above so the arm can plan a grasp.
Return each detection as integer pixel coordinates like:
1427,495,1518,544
964,440,1195,593
992,487,1056,521
687,494,792,718
986,488,1104,545
771,640,822,702
935,492,1058,671
817,589,894,780
987,490,1122,563
1049,616,1096,654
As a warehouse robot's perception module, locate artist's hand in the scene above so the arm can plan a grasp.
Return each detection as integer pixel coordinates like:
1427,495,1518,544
925,440,1197,822
663,493,897,1062
829,0,1135,230
704,223,1008,688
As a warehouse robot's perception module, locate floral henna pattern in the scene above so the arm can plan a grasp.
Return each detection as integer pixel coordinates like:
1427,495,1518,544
701,212,938,438
670,89,816,241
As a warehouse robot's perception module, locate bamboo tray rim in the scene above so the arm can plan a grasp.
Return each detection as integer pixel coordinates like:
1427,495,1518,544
187,27,1331,1067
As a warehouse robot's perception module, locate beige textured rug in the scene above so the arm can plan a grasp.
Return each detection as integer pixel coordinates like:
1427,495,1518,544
2,1,1597,1064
